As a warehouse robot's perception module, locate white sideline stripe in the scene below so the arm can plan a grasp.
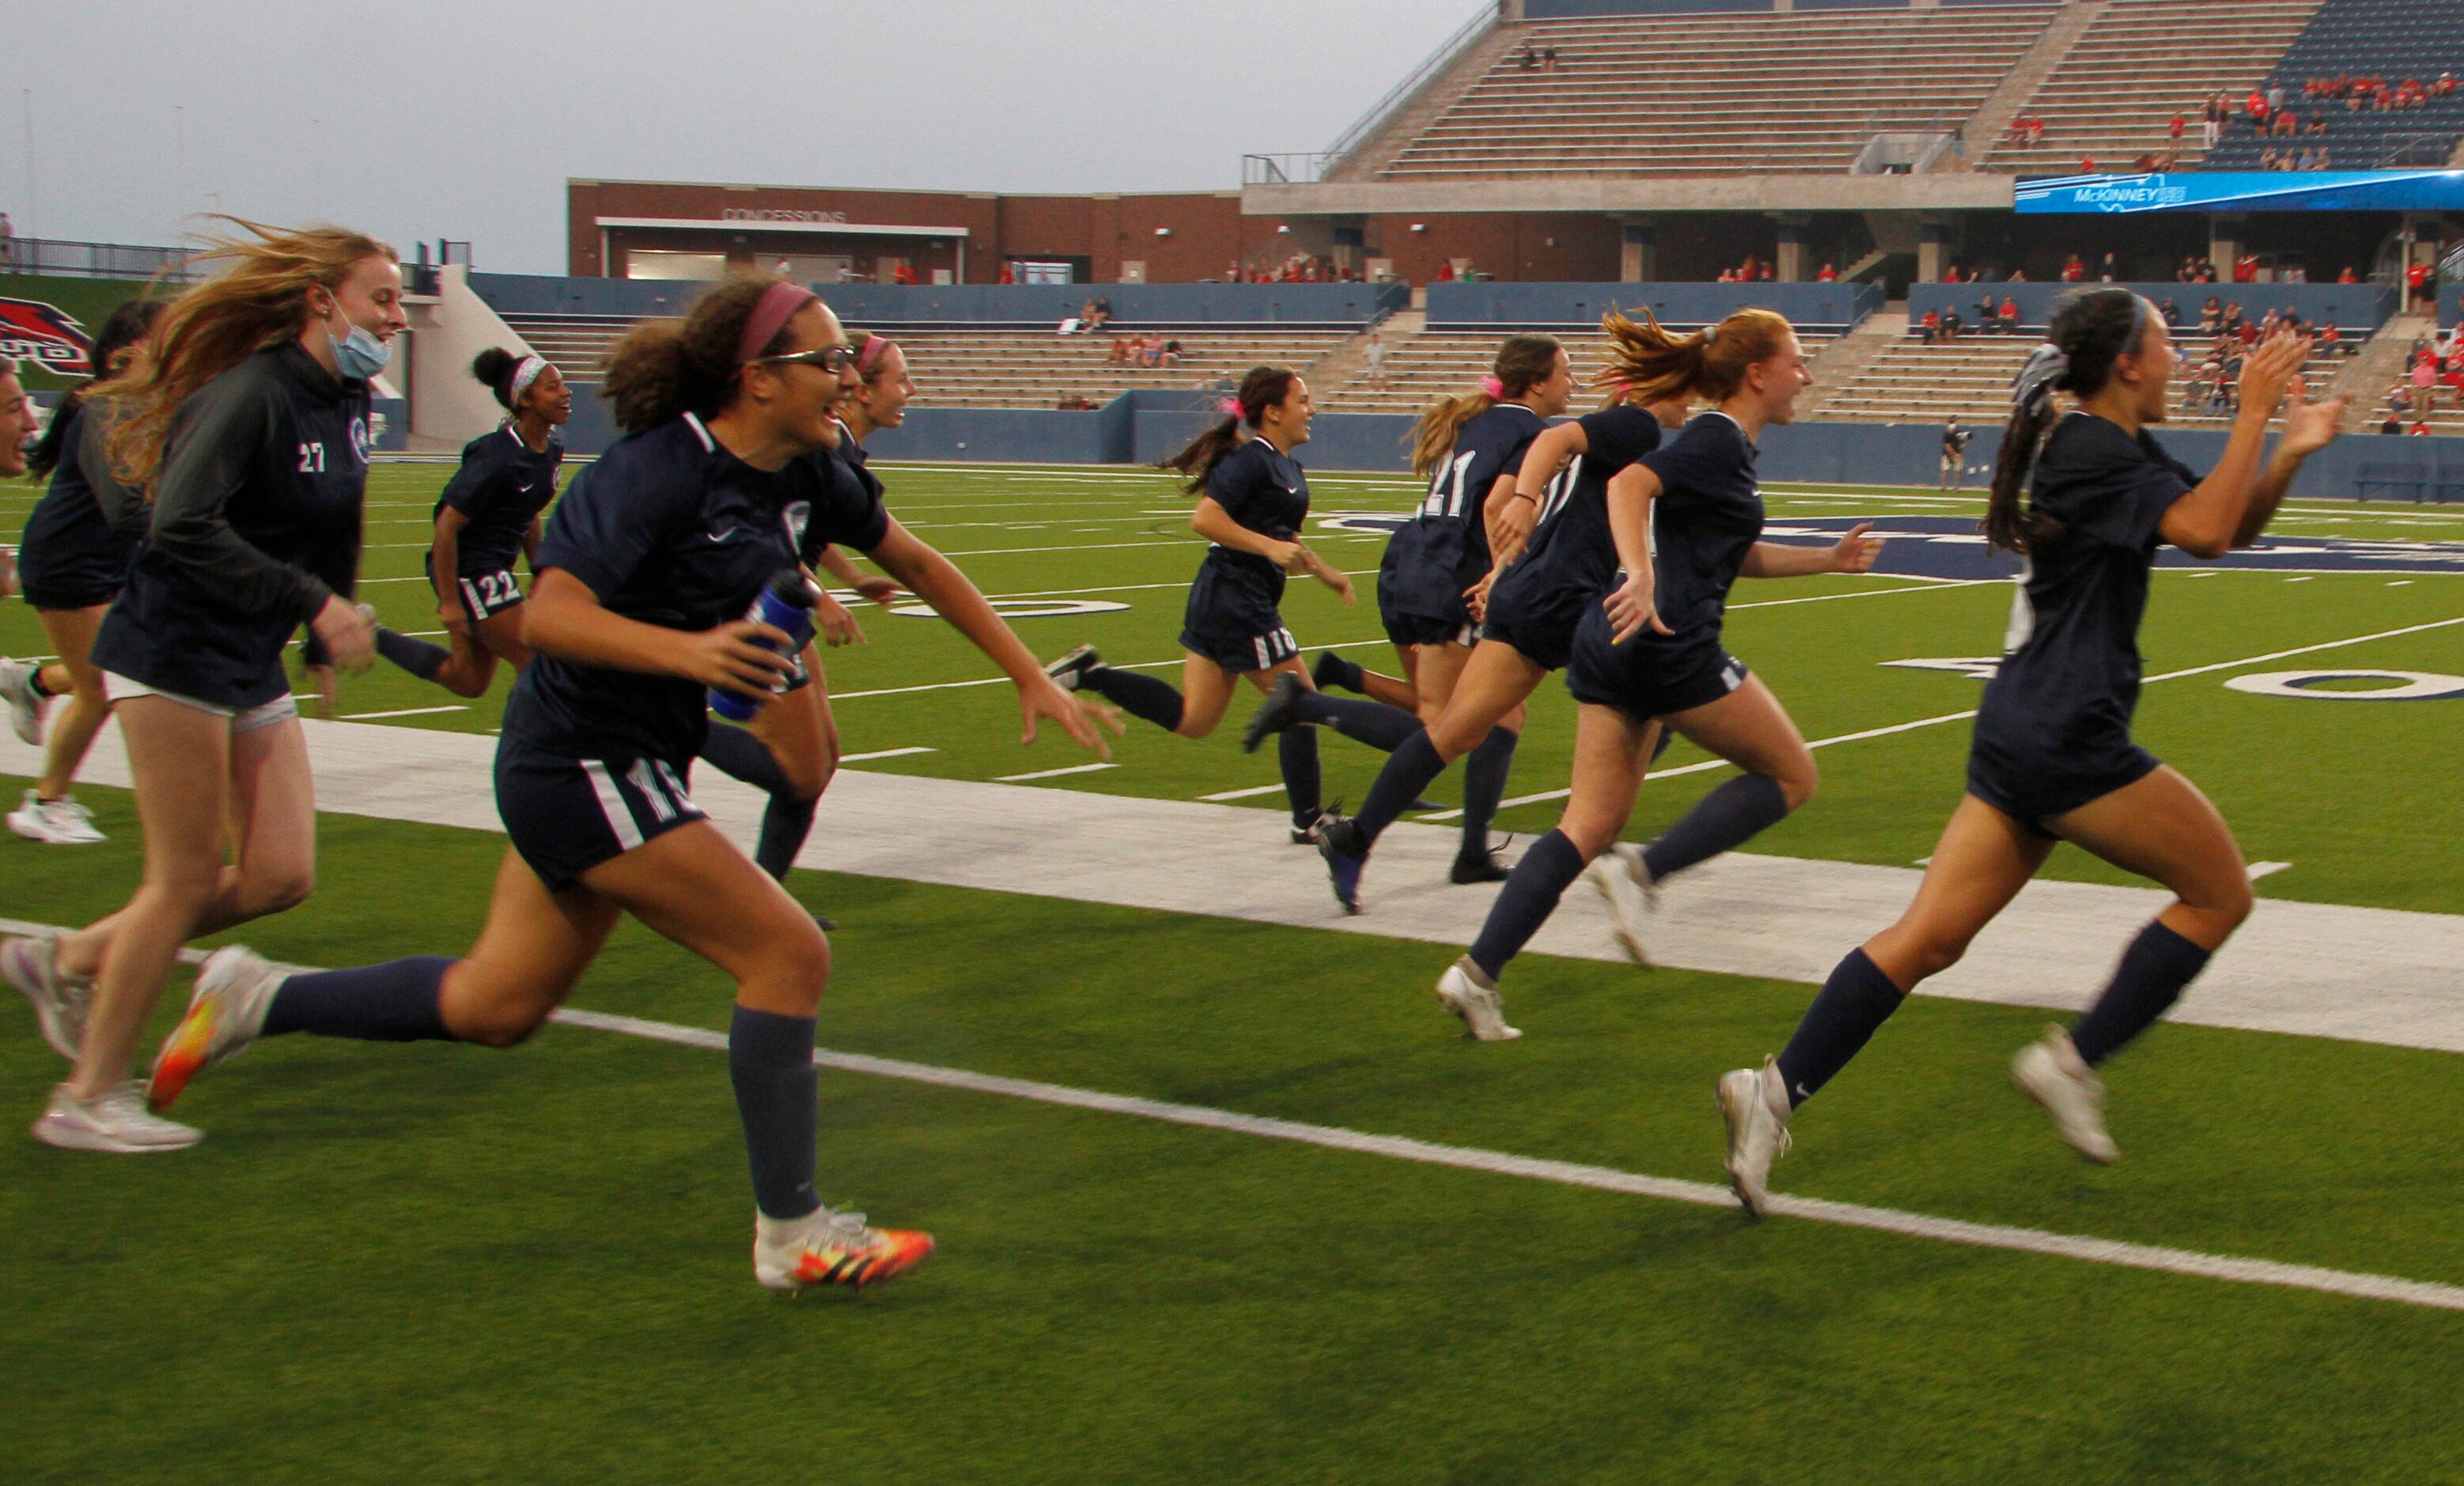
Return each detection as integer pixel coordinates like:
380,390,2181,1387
994,761,1118,782
339,706,468,720
1414,613,2464,822
1198,783,1290,802
2250,861,2294,881
838,747,936,763
826,579,1973,703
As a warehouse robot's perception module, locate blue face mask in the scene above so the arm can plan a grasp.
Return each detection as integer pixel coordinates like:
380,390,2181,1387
324,301,392,380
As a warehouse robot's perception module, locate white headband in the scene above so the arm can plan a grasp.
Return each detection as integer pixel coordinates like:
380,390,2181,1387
508,355,551,404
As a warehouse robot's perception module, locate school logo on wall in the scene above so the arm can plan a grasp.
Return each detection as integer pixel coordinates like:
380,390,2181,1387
0,298,93,376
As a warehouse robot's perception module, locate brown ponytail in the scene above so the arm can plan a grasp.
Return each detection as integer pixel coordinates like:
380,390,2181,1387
1407,333,1561,477
601,273,808,434
1160,365,1297,491
1595,307,1794,409
1985,287,2146,554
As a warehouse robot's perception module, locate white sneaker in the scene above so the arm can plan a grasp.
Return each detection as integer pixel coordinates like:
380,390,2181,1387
7,790,106,845
0,658,46,746
31,1082,202,1152
753,1205,936,1291
1435,956,1522,1041
1716,1059,1793,1218
3,934,94,1060
147,945,287,1110
2012,1027,2118,1165
1591,844,1658,966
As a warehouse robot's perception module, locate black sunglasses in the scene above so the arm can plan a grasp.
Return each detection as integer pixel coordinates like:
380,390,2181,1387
749,344,860,373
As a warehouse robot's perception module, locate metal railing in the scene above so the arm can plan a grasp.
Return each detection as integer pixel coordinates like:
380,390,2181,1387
1319,0,1497,171
2374,132,2460,168
1243,154,1338,186
0,235,200,282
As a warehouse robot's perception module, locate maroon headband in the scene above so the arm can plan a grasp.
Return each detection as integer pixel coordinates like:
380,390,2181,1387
736,281,818,365
856,333,894,373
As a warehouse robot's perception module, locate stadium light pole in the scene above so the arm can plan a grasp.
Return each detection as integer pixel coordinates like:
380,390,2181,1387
176,106,187,244
20,89,32,244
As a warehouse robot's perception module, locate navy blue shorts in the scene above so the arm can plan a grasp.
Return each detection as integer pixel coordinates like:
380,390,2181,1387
1966,726,2161,839
1478,582,1588,672
1182,622,1300,674
428,552,526,620
1565,630,1750,725
495,738,707,893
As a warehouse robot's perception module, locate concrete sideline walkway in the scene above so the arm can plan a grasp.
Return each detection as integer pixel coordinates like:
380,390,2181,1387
6,717,2463,1055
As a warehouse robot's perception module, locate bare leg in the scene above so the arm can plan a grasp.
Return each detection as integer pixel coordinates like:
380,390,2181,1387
1171,653,1241,739
30,605,109,801
2050,766,2254,952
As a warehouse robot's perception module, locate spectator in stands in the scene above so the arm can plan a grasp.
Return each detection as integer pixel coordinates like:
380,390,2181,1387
1436,260,1455,282
2337,265,2359,284
2319,321,2342,356
2411,354,2438,411
2247,89,2270,128
1918,308,1942,344
2409,259,2432,313
1088,297,1113,332
1976,290,1998,328
998,263,1015,284
2099,252,2118,282
1160,337,1183,369
2314,148,2331,170
2007,266,2027,282
2078,157,2098,173
2159,298,2180,327
2235,254,2261,283
2412,419,2435,435
1364,332,1389,390
1940,306,1963,342
2204,93,2228,149
2197,297,2223,335
1541,46,1561,71
2382,411,2405,434
2000,296,2020,334
2169,113,2186,146
2297,148,2318,172
0,212,12,266
1516,43,1539,70
1815,262,1838,282
2061,254,2086,283
2259,147,2280,171
1107,336,1133,365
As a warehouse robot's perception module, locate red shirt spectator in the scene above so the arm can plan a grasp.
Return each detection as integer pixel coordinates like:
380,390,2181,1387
2235,254,2260,282
2170,114,2187,139
2061,254,2086,282
1436,260,1455,282
997,263,1015,284
1814,263,1838,282
2337,265,2359,282
2247,90,2269,121
2079,157,2098,172
2408,261,2430,292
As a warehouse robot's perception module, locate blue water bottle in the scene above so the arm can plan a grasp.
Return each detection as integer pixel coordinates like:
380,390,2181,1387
708,569,818,722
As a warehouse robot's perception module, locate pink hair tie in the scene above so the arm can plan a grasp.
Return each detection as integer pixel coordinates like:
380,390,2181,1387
1479,374,1506,399
736,281,819,365
855,334,893,373
1220,396,1243,418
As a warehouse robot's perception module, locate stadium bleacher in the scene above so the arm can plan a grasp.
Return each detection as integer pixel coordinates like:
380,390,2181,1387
1315,328,1837,415
1981,0,2324,172
1368,3,2063,178
2200,0,2464,170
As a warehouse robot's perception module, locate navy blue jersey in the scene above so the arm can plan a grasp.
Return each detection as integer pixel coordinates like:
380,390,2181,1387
1496,402,1664,608
1381,402,1543,623
433,425,562,575
1186,436,1308,631
89,343,371,708
803,436,888,567
1639,411,1763,642
831,420,884,498
1973,413,2197,783
503,415,887,765
17,408,145,608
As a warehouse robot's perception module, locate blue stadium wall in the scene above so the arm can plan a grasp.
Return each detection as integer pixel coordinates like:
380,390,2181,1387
1910,282,2398,332
470,273,1402,328
1522,0,2031,13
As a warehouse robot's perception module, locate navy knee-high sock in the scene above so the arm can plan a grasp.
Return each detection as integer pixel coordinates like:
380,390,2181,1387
698,721,793,796
1352,730,1448,849
374,627,450,684
729,1005,821,1221
1467,829,1587,980
1289,692,1419,752
1641,774,1791,882
1459,726,1520,860
262,957,457,1041
755,796,819,881
1083,665,1184,733
1278,726,1322,827
1773,949,1906,1108
2068,919,2211,1067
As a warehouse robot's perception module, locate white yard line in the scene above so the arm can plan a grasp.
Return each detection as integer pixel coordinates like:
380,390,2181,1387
838,746,936,763
338,705,468,720
994,761,1119,782
0,910,2448,1315
1198,783,1291,802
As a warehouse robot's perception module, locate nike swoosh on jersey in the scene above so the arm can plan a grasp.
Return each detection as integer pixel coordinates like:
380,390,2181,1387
705,528,746,543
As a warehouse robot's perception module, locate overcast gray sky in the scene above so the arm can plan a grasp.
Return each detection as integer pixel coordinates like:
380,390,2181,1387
9,1,1476,274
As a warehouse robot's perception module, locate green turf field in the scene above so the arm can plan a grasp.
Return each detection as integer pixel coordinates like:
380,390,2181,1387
3,462,2464,1482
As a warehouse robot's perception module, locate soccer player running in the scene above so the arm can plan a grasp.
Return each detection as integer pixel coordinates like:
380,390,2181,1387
1317,336,1576,884
143,277,1115,1290
3,223,399,1151
1429,309,1880,1040
369,347,573,695
1717,289,2342,1213
1045,367,1418,843
2,298,166,843
1262,313,1686,915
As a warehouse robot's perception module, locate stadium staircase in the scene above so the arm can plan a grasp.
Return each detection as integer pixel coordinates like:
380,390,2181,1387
1294,310,1425,406
2201,0,2464,170
1311,324,1837,416
1367,4,2062,179
1951,1,2107,172
1793,308,1910,420
1981,0,2325,173
2334,312,2449,430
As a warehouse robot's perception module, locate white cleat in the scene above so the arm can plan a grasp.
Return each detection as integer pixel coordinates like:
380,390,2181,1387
1435,956,1522,1041
32,1082,202,1153
7,789,106,845
0,658,46,746
1716,1059,1793,1218
147,946,287,1110
753,1205,936,1291
3,934,95,1061
2012,1027,2118,1165
1591,843,1658,966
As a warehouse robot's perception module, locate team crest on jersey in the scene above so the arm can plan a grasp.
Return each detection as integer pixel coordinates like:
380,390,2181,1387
782,501,812,548
349,415,372,464
0,298,94,376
